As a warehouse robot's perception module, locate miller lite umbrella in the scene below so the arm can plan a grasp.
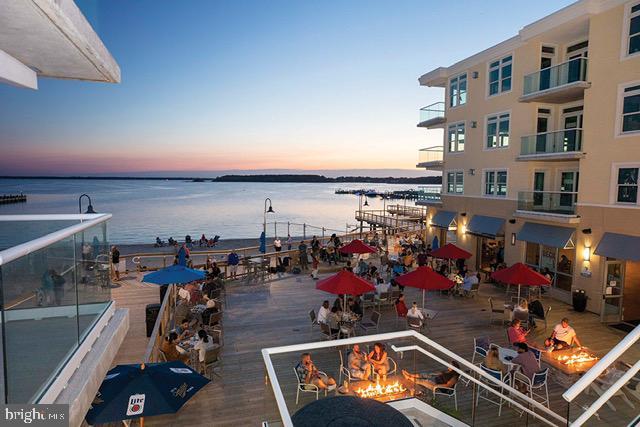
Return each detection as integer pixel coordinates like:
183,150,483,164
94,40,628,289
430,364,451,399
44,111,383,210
85,361,209,425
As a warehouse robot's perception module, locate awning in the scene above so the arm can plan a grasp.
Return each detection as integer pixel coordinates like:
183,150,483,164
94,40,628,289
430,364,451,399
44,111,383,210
467,215,505,239
430,210,457,229
516,222,575,249
594,233,640,262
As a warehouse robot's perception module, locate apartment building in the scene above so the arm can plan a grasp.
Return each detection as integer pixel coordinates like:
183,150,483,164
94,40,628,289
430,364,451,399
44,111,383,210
416,0,640,323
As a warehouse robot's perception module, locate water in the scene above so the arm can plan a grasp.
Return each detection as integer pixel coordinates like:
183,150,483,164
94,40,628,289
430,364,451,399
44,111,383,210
0,179,433,244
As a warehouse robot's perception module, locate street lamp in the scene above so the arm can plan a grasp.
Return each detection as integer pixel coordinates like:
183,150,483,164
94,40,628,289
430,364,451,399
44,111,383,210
78,194,96,214
263,198,275,246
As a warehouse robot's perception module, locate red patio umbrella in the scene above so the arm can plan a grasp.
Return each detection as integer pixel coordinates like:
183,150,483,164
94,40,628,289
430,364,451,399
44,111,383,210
339,239,377,254
395,266,455,307
491,262,551,300
316,270,376,310
430,243,472,260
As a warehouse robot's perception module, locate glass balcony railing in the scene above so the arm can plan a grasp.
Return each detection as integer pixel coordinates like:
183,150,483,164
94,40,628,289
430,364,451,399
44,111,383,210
417,146,444,165
523,57,588,96
418,102,445,125
0,214,112,403
518,191,577,215
520,129,583,156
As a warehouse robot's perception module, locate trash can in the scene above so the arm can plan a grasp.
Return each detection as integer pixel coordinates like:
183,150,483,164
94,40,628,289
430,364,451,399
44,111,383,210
572,289,587,312
145,303,162,337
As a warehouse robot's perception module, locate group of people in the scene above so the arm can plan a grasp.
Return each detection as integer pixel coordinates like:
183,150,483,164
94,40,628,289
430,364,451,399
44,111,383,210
317,298,363,335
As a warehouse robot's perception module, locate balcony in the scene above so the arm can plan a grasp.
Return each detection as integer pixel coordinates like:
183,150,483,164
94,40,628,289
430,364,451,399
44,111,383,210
516,191,580,223
416,146,443,170
518,129,584,161
417,102,445,128
520,58,589,103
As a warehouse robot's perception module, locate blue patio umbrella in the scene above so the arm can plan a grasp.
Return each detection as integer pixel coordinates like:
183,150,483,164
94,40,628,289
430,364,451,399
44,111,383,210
432,235,439,250
259,231,266,253
85,361,210,425
142,264,205,285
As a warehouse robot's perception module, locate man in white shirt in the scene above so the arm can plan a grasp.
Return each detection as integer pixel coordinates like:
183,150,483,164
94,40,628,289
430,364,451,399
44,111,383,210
462,272,479,295
274,238,282,252
548,317,581,349
407,302,425,327
317,300,330,324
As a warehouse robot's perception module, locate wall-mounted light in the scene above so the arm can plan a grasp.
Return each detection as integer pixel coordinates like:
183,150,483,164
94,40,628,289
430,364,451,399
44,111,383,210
460,212,467,217
582,245,591,262
469,168,475,176
508,219,516,224
472,71,479,79
461,224,467,234
582,228,592,235
471,121,478,128
511,233,516,246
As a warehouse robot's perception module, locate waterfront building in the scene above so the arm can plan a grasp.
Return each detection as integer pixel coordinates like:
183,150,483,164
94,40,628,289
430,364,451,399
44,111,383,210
417,0,640,323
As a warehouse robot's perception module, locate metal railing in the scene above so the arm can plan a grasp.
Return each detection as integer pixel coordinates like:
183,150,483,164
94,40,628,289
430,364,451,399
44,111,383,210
563,324,640,426
418,102,445,124
517,191,578,215
261,330,567,427
386,204,429,218
523,57,588,96
355,210,424,230
418,146,444,165
144,284,177,363
520,129,583,156
415,191,442,204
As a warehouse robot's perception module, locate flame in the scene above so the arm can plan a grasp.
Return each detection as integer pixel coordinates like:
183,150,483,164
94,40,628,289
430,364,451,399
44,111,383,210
354,381,407,399
555,351,598,366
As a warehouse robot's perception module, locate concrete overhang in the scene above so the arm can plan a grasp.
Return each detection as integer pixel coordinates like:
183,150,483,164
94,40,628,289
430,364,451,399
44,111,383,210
418,67,447,87
0,0,120,89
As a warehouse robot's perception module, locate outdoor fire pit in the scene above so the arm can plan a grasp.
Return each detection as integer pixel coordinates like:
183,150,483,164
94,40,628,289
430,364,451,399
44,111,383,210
543,347,599,375
348,377,412,402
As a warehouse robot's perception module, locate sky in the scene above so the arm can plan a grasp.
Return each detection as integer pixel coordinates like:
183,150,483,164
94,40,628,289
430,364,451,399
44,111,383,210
0,0,574,176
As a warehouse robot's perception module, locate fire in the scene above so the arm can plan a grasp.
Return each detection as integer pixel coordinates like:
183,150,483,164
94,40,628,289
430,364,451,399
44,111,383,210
556,351,598,366
354,381,407,399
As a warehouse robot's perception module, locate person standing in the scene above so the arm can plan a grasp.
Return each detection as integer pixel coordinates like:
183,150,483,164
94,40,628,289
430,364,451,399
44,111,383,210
111,246,120,281
287,234,293,251
298,241,309,270
227,251,239,279
274,237,282,252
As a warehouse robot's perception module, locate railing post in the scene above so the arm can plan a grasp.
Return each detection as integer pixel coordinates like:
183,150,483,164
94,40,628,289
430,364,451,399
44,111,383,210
322,227,325,239
274,221,277,238
287,221,290,236
303,223,306,240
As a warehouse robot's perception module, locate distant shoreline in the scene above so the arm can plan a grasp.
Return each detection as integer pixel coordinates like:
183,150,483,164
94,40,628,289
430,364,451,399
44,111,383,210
0,174,441,184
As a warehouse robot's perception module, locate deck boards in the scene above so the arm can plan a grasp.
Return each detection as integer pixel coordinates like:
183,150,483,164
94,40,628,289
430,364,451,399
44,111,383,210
110,269,640,427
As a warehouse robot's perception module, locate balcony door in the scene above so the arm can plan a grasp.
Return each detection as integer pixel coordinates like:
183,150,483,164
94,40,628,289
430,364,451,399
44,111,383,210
539,46,556,91
536,108,552,153
533,171,545,207
562,106,583,152
566,41,588,83
559,170,579,210
601,259,624,323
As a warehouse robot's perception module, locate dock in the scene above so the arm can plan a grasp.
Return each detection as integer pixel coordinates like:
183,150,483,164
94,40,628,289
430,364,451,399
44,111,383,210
0,194,26,204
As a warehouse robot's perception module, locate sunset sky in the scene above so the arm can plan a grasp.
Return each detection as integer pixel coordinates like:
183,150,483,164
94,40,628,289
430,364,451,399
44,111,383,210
0,0,572,176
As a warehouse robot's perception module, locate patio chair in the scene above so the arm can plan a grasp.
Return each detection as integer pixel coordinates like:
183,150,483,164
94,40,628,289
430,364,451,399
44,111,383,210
389,289,401,301
471,336,491,365
338,349,369,385
319,322,338,340
465,281,480,298
476,364,511,416
394,302,407,327
362,293,376,312
309,309,319,333
407,315,425,332
531,305,551,331
359,311,380,334
294,367,327,404
208,311,223,328
513,368,550,408
201,345,222,380
513,308,529,330
529,347,542,368
373,357,398,381
375,292,389,311
432,378,459,410
488,297,506,325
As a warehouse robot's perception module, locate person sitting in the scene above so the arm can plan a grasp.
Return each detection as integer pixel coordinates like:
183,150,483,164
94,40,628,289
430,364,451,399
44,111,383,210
395,293,408,318
357,259,368,276
174,300,192,325
368,342,390,381
347,297,363,317
199,233,207,246
175,319,193,340
155,237,165,247
160,332,189,363
328,307,341,335
402,361,460,392
296,353,336,391
407,302,425,327
348,344,371,380
507,319,530,345
194,329,215,366
545,317,581,350
168,237,176,246
512,342,539,380
210,261,221,278
485,347,507,373
201,299,219,325
375,279,390,295
461,271,479,296
317,300,330,325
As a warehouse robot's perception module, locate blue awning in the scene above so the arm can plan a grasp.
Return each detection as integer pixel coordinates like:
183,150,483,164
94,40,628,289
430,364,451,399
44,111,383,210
594,232,640,261
467,215,505,238
430,210,457,229
516,222,575,248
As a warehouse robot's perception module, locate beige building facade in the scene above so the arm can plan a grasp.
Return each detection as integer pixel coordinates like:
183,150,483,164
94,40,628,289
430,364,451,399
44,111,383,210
416,0,640,322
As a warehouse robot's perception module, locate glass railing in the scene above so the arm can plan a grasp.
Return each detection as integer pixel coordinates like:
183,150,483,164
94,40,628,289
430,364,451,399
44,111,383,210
0,214,112,403
520,129,583,155
415,191,442,203
518,191,577,215
523,57,588,96
418,102,445,124
417,146,443,164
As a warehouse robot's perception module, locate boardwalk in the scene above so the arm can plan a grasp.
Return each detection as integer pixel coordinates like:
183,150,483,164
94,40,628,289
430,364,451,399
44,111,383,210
110,268,640,426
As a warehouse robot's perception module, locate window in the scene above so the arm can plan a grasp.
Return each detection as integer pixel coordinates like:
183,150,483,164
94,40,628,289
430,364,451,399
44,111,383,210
524,242,574,292
486,113,510,148
488,55,512,96
617,167,638,203
449,73,467,107
446,171,464,194
622,84,640,133
447,123,465,152
484,170,507,197
626,2,640,56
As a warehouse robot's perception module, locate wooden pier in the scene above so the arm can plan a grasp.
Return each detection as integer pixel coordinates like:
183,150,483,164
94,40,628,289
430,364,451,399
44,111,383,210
0,194,26,204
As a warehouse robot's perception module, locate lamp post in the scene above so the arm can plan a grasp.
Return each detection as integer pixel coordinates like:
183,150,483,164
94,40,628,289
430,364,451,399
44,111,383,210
358,193,369,238
263,198,275,249
78,194,96,214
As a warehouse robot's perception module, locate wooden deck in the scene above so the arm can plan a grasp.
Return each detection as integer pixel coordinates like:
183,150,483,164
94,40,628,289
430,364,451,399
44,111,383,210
110,269,640,427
